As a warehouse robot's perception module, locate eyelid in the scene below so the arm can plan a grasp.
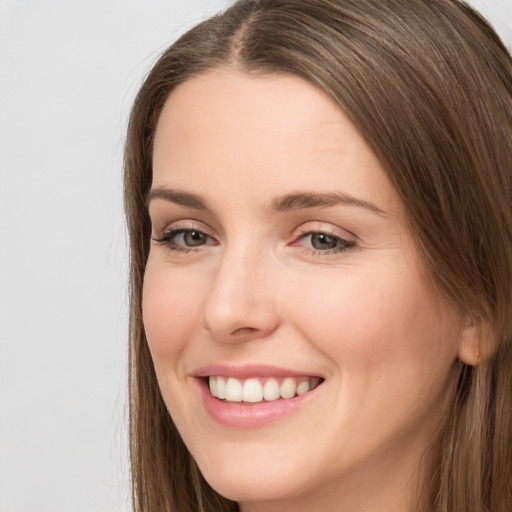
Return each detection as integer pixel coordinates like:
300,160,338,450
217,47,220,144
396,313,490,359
151,219,219,253
153,228,215,243
153,219,216,239
293,221,356,242
151,219,356,256
289,222,357,256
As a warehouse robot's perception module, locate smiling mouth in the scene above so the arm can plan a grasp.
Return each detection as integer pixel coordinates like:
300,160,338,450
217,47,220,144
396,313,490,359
208,376,323,404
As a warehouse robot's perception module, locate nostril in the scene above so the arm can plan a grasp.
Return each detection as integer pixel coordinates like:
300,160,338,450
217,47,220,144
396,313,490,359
231,326,258,336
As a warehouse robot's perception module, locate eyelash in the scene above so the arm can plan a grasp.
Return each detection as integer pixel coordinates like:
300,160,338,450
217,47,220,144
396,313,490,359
294,229,356,255
152,227,356,256
152,228,216,253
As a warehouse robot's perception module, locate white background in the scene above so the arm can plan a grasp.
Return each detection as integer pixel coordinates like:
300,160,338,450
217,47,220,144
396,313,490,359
0,1,510,511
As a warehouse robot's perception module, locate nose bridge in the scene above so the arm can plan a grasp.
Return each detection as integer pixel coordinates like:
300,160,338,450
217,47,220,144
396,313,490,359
201,240,278,342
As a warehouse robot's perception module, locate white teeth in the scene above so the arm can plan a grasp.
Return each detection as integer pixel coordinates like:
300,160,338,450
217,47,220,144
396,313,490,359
263,378,280,401
209,376,217,397
217,377,227,399
208,375,321,403
296,380,310,396
225,377,243,401
280,378,296,399
242,378,264,403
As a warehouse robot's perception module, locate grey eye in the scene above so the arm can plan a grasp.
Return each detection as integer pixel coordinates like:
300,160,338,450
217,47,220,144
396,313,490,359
182,230,208,246
310,233,339,250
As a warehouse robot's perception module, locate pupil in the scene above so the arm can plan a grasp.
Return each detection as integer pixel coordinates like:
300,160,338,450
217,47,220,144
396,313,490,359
311,233,337,250
185,231,206,246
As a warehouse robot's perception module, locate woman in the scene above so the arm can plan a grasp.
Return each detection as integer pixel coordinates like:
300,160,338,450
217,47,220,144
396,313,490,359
124,0,512,510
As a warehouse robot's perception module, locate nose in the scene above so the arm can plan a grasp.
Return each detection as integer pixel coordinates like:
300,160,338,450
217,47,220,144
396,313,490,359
201,247,280,344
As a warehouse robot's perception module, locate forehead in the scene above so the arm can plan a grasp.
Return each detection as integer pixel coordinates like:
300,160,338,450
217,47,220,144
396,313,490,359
152,67,400,218
154,67,371,159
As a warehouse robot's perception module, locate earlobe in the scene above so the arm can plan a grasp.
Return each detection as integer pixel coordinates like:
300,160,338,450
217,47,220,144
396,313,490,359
457,314,493,366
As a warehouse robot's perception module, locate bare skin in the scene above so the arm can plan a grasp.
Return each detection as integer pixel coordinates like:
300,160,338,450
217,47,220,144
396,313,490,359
143,67,476,512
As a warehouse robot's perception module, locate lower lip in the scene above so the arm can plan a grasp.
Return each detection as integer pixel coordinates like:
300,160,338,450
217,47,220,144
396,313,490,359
197,378,320,429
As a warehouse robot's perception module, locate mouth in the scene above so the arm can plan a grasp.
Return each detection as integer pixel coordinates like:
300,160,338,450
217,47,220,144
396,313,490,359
195,367,325,428
207,375,323,404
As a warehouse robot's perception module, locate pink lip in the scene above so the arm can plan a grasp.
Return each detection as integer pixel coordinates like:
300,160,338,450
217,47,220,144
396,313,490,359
194,363,317,379
193,365,323,429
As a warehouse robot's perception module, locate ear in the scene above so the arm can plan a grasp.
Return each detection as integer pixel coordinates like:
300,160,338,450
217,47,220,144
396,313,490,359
457,314,495,366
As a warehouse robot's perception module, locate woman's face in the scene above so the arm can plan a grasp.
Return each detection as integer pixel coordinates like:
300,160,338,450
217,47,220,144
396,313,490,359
144,68,469,511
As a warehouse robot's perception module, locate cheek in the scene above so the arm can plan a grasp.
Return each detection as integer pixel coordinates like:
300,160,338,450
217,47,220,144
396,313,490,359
281,262,462,455
142,259,204,364
284,262,461,380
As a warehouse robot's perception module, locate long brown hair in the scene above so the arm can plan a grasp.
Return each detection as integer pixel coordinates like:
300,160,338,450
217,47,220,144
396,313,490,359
124,1,512,510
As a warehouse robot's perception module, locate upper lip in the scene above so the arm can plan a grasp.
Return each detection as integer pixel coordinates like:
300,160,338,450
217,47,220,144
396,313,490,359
193,363,323,379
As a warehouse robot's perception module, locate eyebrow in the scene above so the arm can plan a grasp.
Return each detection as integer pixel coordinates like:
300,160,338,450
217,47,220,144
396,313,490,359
269,191,387,216
146,188,386,216
146,188,209,210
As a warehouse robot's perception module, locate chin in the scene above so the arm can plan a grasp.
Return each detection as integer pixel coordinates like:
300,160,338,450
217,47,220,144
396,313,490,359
192,443,314,504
